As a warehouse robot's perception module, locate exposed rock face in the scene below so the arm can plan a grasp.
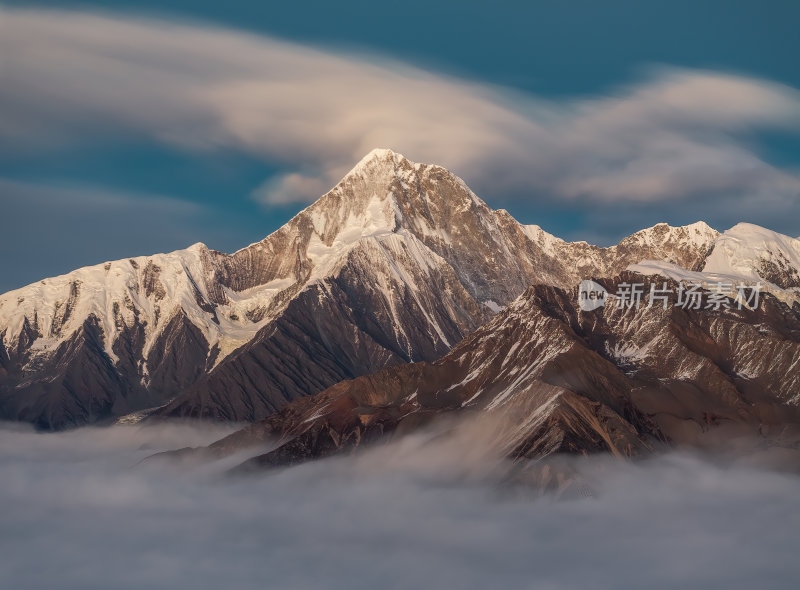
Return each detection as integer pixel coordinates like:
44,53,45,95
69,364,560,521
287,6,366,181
217,273,800,470
153,151,721,423
1,149,797,429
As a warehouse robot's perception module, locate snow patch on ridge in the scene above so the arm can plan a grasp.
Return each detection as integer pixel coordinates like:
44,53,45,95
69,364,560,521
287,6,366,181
305,193,398,279
0,244,297,371
629,222,800,306
703,223,800,280
522,224,564,256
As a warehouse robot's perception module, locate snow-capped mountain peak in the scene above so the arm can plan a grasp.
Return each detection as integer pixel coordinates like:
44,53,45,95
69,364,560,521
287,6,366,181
349,147,408,174
618,221,719,253
702,223,800,289
628,221,800,307
2,149,796,429
0,243,216,363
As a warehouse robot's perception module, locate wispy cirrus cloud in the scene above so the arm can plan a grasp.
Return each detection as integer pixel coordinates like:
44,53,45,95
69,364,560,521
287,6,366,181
2,7,800,209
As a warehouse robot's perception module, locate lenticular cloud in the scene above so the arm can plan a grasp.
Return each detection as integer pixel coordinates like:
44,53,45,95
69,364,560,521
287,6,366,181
2,7,800,207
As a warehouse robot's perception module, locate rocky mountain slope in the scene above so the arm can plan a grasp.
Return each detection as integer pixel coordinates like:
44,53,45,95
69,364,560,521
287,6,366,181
1,149,797,429
195,272,800,471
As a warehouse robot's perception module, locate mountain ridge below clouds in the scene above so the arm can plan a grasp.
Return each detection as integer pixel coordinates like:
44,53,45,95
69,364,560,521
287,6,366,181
0,149,798,429
183,273,800,472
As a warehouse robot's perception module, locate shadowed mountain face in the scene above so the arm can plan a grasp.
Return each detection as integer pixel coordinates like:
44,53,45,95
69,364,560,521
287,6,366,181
1,149,798,429
151,152,722,424
200,274,800,471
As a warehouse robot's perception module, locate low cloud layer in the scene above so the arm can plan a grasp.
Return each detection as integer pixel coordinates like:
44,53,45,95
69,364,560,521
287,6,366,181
1,422,799,589
3,7,800,209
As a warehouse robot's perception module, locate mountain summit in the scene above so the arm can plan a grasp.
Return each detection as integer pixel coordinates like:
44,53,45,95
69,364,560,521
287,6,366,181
0,150,796,428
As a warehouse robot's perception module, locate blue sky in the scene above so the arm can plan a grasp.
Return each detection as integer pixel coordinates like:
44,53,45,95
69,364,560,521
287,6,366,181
1,1,799,292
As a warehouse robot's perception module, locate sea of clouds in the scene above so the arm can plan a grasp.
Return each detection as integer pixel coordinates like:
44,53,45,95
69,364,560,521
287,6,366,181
0,421,798,589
